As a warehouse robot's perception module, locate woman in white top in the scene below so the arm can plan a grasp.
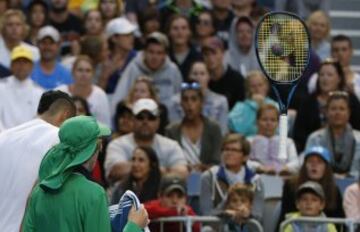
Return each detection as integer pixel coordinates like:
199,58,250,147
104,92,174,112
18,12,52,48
248,104,298,175
57,55,111,127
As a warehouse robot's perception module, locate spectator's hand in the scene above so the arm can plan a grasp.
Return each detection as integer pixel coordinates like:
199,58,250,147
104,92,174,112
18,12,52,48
251,94,265,105
234,205,251,223
256,166,276,175
128,204,150,229
176,198,188,215
278,166,292,176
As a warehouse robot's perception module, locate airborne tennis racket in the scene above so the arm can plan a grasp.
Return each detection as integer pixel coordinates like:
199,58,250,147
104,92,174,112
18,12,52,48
255,12,311,160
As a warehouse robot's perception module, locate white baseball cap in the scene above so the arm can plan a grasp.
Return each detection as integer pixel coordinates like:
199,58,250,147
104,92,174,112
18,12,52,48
37,25,60,42
105,17,137,38
132,98,159,116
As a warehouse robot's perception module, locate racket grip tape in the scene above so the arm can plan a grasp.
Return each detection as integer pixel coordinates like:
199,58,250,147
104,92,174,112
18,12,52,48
278,114,288,161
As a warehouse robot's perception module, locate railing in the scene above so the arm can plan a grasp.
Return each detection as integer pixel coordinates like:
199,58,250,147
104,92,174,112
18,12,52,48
153,216,263,232
280,217,360,232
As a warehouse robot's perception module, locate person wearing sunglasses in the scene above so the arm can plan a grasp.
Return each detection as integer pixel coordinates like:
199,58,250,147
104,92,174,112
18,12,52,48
105,98,188,185
167,61,229,134
166,81,222,172
199,133,264,221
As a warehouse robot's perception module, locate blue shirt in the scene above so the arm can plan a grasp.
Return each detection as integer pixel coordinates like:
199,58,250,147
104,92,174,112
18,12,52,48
31,62,73,90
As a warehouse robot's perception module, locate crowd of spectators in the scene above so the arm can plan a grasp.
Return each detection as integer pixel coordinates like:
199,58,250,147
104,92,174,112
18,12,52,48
0,0,359,231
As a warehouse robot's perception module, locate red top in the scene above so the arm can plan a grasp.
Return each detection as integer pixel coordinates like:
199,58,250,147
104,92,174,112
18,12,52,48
144,199,200,232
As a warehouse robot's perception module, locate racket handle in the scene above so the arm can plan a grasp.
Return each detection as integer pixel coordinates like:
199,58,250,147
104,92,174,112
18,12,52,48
278,114,288,161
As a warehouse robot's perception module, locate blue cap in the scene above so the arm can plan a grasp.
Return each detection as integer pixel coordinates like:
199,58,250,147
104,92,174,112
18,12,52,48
304,146,331,163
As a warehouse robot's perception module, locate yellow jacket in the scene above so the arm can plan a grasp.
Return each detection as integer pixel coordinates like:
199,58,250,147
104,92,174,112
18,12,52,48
283,212,337,232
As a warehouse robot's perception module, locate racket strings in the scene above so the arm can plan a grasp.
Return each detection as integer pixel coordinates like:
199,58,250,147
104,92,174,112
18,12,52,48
257,14,309,82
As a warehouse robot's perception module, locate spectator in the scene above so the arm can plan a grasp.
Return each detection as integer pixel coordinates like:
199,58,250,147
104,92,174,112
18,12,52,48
307,11,331,61
124,0,158,24
168,61,229,133
144,175,200,232
62,35,109,83
120,76,169,135
135,7,161,50
159,0,204,31
210,0,234,45
49,0,85,56
305,91,360,177
111,146,161,204
0,90,76,232
83,9,104,37
219,183,262,232
200,133,264,221
193,10,216,52
231,0,267,22
294,59,360,152
282,181,337,232
277,146,345,230
105,98,188,184
0,9,40,68
166,82,222,171
112,102,134,139
248,104,298,175
22,116,111,232
31,26,73,89
202,36,245,109
167,15,202,81
228,70,277,136
99,17,137,94
111,32,182,113
26,0,49,45
98,0,124,25
0,45,44,130
343,176,360,221
57,55,111,127
72,96,91,116
308,35,360,100
225,16,260,76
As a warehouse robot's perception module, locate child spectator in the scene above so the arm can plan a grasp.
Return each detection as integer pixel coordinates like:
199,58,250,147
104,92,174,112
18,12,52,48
144,175,200,232
283,181,337,232
248,104,298,175
220,183,262,232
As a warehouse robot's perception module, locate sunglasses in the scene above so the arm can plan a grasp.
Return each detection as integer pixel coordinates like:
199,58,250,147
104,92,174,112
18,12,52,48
135,113,157,121
181,82,201,90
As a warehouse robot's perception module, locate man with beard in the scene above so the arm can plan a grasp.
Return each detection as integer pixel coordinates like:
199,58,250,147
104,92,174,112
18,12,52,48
49,0,84,56
105,98,188,184
31,26,73,89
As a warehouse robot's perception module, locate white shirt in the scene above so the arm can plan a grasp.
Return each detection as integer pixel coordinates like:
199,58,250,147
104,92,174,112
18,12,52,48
0,119,59,232
105,133,187,178
0,76,44,130
57,85,111,127
0,36,40,68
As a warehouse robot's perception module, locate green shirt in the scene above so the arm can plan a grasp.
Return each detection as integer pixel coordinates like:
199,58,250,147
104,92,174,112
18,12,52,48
22,173,111,232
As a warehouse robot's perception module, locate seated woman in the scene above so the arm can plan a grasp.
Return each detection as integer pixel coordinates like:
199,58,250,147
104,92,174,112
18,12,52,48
305,91,360,177
111,146,161,204
166,82,222,172
228,70,277,137
199,134,264,221
57,55,111,127
111,102,134,139
294,59,360,152
276,146,345,230
168,61,229,134
118,76,168,135
248,104,298,175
